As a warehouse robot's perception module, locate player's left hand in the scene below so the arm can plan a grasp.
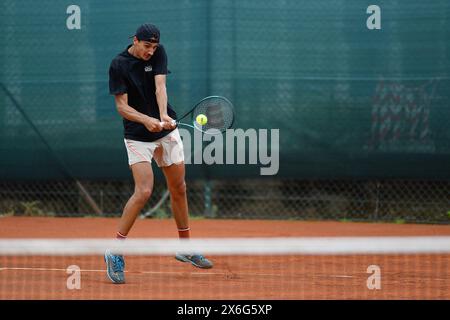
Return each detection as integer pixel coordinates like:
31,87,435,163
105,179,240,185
160,114,176,130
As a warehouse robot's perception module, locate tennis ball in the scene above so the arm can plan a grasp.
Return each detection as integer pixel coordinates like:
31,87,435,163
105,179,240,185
196,114,208,125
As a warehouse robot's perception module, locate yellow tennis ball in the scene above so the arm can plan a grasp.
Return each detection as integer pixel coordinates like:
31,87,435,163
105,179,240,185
196,114,208,125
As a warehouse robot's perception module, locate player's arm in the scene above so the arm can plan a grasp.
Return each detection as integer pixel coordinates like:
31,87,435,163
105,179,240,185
114,93,162,132
155,74,176,129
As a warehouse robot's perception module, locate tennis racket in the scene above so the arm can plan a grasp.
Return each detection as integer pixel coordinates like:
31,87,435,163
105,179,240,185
162,95,235,134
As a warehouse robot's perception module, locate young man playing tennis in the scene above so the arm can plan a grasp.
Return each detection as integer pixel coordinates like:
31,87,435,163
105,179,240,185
105,23,213,284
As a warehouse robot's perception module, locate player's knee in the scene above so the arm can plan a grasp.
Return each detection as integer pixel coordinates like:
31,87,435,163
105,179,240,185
169,181,186,198
135,187,153,202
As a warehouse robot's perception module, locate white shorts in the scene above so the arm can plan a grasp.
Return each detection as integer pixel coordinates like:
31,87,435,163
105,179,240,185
124,129,184,167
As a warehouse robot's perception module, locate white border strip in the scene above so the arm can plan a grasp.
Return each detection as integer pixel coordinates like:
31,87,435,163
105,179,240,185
0,237,449,255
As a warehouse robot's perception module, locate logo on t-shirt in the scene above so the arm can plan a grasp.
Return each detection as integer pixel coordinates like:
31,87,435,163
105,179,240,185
144,65,152,72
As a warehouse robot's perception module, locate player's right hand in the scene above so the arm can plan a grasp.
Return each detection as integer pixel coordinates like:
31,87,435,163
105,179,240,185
144,116,163,132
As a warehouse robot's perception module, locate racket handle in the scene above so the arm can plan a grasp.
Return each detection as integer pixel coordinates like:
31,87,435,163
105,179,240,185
159,120,177,127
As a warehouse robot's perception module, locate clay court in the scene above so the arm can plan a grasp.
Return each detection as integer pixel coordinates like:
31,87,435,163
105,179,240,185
1,217,449,300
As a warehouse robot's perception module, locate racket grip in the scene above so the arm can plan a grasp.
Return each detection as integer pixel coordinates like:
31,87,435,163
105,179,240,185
159,120,177,126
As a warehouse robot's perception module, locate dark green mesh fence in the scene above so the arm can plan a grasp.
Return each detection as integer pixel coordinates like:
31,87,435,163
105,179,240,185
1,179,449,224
1,1,449,223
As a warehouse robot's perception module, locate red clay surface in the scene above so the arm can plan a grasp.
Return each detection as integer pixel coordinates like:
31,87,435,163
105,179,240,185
1,216,449,300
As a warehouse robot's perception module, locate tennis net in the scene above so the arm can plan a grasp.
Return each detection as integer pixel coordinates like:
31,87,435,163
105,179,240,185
1,237,449,299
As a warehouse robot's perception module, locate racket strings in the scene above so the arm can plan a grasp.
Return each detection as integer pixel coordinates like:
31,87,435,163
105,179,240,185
193,97,234,132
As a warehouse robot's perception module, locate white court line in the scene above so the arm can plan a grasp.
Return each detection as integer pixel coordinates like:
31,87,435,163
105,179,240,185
5,267,448,281
0,267,223,275
0,267,276,277
0,267,104,272
0,266,355,279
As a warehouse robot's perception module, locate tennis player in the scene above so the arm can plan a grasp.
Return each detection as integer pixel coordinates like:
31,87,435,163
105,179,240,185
105,23,213,284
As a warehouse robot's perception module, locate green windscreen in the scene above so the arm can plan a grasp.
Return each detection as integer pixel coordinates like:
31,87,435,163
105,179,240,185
1,0,449,180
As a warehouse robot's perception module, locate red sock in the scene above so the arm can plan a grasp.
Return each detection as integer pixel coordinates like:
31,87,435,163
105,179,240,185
116,231,127,241
178,227,190,239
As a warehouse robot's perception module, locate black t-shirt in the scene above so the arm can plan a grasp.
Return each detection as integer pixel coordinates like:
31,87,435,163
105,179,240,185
109,44,177,142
